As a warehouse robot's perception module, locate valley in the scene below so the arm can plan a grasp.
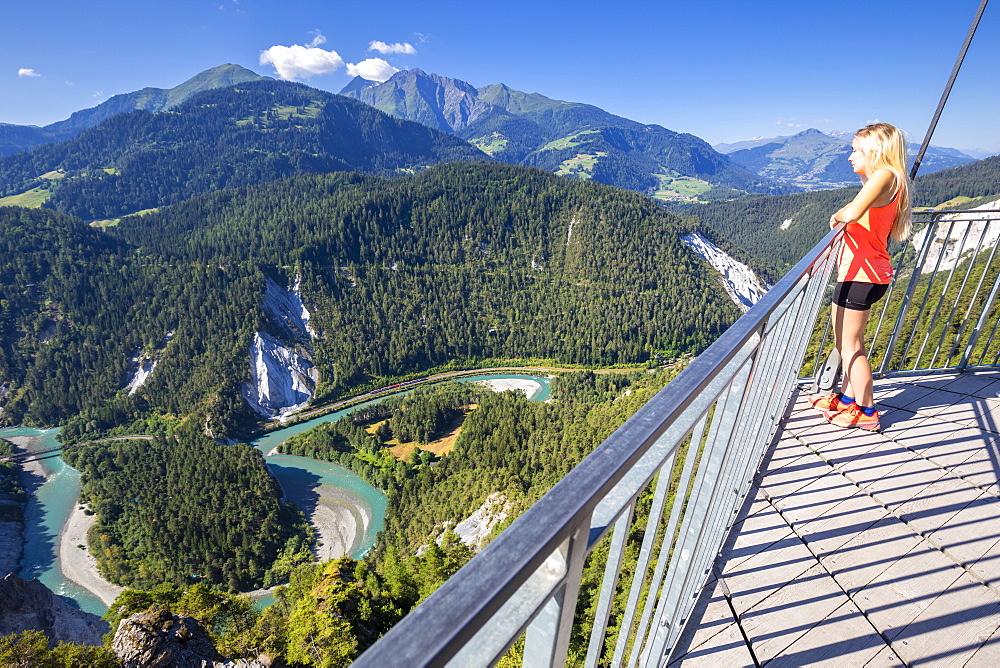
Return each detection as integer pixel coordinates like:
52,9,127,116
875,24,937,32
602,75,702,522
1,61,998,665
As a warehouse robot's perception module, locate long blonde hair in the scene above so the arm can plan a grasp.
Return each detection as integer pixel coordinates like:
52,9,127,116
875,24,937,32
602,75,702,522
854,122,912,240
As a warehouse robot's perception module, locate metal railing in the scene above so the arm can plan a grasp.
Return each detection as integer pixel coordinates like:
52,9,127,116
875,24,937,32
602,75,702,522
806,208,1000,381
355,206,1000,667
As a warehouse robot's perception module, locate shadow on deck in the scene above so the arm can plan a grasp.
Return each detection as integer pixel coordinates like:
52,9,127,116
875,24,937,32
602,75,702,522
669,370,1000,666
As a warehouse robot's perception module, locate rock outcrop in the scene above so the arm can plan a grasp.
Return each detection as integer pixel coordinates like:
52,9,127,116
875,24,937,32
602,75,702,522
0,514,21,577
124,352,157,395
442,491,513,552
112,609,271,667
912,197,1000,273
0,573,109,646
122,331,173,395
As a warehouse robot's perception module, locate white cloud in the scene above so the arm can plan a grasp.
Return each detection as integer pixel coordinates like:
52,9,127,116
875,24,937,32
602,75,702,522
259,32,344,80
18,68,40,77
369,40,416,55
346,58,399,82
775,117,803,128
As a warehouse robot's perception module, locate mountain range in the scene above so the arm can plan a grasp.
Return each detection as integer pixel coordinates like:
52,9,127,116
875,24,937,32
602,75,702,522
0,78,486,220
4,65,987,205
3,65,794,204
340,69,795,201
0,64,267,156
715,128,979,190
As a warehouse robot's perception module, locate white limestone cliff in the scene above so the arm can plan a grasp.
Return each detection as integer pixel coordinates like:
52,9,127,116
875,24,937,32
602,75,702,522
122,331,173,395
124,352,156,396
437,492,513,552
681,232,770,311
911,198,1000,274
262,275,316,342
242,331,318,421
244,275,321,421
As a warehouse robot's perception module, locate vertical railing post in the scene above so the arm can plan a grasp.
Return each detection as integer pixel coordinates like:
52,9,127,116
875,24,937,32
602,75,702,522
640,349,759,665
584,502,637,668
961,256,1000,369
959,217,1000,369
877,215,939,375
522,524,591,668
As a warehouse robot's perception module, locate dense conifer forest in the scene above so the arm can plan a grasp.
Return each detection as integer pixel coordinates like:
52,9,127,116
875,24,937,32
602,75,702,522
0,154,739,664
61,424,312,591
0,162,738,438
5,369,678,666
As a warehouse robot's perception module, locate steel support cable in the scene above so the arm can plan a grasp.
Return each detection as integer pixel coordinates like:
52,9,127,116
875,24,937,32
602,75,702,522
910,0,989,180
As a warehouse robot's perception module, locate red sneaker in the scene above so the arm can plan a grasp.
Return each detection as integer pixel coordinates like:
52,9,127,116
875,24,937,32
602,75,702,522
825,403,880,431
809,393,845,412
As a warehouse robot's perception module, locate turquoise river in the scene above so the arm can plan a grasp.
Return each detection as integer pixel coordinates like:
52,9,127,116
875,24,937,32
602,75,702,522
3,373,550,616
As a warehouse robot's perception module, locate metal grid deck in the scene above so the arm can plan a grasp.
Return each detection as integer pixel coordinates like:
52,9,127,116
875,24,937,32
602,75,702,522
670,371,1000,666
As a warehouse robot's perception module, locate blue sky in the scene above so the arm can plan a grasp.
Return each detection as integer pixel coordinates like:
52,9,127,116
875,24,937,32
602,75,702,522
4,0,999,154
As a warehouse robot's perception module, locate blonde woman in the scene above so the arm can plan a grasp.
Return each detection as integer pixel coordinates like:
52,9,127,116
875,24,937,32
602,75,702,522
810,122,912,430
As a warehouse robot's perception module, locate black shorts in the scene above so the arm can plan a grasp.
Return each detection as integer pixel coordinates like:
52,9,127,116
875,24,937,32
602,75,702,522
833,281,889,311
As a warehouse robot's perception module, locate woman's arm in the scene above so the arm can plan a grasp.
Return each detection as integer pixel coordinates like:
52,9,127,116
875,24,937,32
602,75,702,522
829,168,896,228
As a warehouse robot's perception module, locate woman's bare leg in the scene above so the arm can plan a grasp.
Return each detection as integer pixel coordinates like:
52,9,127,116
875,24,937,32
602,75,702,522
833,304,874,406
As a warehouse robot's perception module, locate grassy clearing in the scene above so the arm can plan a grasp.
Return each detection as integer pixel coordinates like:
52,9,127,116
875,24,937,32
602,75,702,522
555,152,607,178
39,169,66,180
89,207,160,228
922,194,1000,211
650,173,713,201
471,133,508,155
543,130,600,152
0,188,51,208
371,404,478,462
238,101,323,126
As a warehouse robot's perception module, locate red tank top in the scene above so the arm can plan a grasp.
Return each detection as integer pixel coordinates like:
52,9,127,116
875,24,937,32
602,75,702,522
837,194,897,284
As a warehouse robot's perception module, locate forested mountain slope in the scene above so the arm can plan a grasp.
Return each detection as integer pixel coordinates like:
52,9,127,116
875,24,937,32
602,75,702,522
673,153,1000,280
0,162,739,438
0,79,486,220
341,69,794,201
0,64,268,156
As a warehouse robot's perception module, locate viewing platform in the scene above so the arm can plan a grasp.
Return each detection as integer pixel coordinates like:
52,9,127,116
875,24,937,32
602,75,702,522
672,372,1000,666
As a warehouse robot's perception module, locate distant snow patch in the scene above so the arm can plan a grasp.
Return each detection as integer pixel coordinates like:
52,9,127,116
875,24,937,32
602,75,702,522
681,232,770,311
780,218,793,230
